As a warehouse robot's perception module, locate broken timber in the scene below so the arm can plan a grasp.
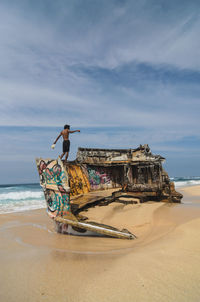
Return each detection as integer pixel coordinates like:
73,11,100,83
55,216,135,239
36,144,182,239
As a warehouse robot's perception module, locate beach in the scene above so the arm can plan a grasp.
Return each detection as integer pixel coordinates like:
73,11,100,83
0,185,200,302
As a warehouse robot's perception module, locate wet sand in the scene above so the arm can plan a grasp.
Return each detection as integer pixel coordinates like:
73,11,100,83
1,186,200,302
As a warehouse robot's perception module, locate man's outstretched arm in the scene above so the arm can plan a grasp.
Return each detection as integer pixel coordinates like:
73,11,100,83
68,130,80,133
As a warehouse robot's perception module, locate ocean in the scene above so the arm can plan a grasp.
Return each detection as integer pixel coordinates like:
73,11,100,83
0,183,45,214
0,177,200,214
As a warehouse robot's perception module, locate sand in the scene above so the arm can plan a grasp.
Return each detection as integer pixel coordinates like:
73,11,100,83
0,186,200,302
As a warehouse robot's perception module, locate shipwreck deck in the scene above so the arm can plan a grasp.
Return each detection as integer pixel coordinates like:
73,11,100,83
70,188,121,211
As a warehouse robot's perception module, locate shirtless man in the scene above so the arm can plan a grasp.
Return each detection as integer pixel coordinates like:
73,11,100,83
51,125,80,162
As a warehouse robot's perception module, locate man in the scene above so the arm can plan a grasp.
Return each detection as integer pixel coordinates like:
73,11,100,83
51,125,80,162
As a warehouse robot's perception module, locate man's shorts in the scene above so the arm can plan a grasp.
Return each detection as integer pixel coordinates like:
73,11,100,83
63,140,70,152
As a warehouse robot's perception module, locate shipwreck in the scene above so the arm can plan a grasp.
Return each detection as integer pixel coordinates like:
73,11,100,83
36,144,182,239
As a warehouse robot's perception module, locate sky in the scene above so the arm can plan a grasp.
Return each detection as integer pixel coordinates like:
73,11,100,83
0,0,200,184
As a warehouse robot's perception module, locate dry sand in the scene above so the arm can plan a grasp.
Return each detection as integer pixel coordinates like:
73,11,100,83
0,185,200,302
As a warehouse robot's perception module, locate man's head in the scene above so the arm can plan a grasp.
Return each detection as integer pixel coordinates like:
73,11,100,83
64,124,70,129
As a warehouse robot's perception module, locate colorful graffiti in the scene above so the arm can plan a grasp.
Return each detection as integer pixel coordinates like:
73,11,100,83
87,166,112,189
38,159,67,186
36,158,70,218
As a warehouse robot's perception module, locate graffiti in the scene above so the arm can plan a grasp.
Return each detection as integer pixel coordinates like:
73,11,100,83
87,166,111,189
38,160,67,186
45,189,70,216
36,158,70,218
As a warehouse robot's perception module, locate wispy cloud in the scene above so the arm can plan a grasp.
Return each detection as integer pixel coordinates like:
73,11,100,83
0,0,200,182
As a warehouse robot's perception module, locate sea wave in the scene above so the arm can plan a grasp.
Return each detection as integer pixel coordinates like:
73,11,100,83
172,176,200,188
0,190,44,201
174,179,200,188
0,198,46,214
0,184,46,214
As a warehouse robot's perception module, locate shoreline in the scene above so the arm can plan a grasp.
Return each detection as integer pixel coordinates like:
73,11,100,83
0,182,197,216
0,185,200,301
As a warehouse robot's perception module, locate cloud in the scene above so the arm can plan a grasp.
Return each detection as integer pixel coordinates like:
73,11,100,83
0,0,200,181
1,0,200,78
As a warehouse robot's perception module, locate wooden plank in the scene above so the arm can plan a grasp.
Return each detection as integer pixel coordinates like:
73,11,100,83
55,216,136,240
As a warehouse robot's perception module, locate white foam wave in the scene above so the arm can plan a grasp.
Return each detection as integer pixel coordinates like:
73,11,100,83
0,198,46,214
0,190,44,201
175,180,200,188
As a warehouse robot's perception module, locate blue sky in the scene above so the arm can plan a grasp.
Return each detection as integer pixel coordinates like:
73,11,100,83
0,0,200,183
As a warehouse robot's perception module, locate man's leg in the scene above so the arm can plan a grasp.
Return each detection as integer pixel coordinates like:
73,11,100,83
60,152,65,159
64,152,69,162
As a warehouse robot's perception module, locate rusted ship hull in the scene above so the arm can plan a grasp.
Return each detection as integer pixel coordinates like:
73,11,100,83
36,157,135,239
36,145,182,239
